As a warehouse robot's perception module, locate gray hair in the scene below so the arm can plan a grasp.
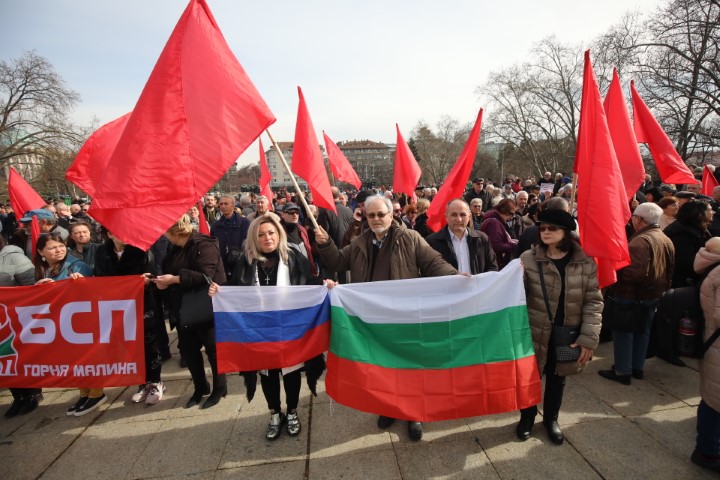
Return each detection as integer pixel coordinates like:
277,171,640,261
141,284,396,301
364,195,393,214
633,202,662,225
516,191,528,200
469,198,483,207
239,194,252,207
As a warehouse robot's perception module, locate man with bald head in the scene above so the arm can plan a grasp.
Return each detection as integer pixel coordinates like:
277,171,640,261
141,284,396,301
426,199,498,275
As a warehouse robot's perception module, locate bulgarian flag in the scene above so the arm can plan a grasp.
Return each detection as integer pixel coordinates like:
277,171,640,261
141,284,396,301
327,260,541,422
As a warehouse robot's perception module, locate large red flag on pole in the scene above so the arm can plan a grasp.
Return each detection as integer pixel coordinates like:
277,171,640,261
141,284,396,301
258,139,274,203
574,50,630,288
196,201,210,235
702,165,719,196
323,132,362,190
291,87,336,213
394,124,422,201
79,0,275,250
66,113,131,197
426,109,484,232
631,81,696,186
603,69,645,201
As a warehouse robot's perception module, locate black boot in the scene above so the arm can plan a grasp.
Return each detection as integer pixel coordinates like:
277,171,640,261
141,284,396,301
202,354,227,409
185,381,211,409
542,372,565,445
516,407,536,441
201,383,227,409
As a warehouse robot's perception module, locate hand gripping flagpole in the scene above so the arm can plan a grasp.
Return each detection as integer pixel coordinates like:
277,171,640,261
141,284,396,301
568,173,578,215
265,129,320,230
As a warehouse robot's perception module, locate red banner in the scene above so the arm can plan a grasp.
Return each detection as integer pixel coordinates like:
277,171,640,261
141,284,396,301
0,276,145,388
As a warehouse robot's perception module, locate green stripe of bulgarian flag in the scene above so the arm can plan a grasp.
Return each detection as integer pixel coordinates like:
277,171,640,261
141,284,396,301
329,304,534,369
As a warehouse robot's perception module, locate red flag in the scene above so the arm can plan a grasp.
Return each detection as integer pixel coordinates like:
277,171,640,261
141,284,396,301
575,51,630,288
258,139,274,203
631,81,696,186
323,132,362,190
8,167,45,217
29,217,41,260
603,69,645,201
394,124,422,201
702,166,719,196
291,87,336,213
426,109,484,232
196,201,210,235
82,0,275,250
66,113,131,197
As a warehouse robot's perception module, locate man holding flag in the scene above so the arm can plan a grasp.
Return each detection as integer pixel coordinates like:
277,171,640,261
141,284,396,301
314,195,458,440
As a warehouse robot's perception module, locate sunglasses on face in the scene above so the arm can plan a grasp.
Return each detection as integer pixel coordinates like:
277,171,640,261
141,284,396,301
366,212,389,219
539,224,560,232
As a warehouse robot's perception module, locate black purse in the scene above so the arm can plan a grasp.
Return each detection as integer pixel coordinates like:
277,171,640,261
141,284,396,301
602,290,645,333
537,261,581,363
178,273,214,329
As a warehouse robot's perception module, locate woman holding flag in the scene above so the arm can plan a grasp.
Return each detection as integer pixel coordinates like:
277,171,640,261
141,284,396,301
209,215,330,441
518,209,602,445
33,232,103,416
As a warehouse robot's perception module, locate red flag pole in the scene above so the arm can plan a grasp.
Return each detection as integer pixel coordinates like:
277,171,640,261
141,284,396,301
265,128,320,230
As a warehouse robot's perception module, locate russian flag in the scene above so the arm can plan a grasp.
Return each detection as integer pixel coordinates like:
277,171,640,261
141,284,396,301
213,285,330,373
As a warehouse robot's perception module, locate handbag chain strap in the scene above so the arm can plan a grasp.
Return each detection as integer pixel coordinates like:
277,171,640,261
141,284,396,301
537,261,556,323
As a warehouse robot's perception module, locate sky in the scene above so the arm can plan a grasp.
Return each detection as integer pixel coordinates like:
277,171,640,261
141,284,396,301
1,0,662,166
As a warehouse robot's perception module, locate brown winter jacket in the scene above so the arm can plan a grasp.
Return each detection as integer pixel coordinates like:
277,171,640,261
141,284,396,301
317,221,458,282
614,224,675,300
695,247,720,412
520,243,603,376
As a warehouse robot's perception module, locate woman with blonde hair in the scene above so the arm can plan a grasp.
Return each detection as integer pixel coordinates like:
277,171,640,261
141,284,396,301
413,198,432,237
209,215,328,440
154,215,226,409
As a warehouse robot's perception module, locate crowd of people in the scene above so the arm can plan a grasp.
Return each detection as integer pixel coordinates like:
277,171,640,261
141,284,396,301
1,167,719,472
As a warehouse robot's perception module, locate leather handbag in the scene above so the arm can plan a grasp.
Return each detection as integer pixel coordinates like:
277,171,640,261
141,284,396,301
178,273,214,329
537,261,581,363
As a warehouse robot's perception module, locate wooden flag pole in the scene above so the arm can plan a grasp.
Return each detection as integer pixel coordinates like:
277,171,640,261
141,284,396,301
265,129,320,230
568,173,578,215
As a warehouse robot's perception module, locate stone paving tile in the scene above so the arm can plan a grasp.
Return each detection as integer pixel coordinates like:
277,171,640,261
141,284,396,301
568,417,707,479
215,459,307,479
478,428,603,480
40,418,164,480
556,379,622,426
629,405,700,462
219,404,308,469
0,389,67,438
394,437,500,479
309,450,402,480
309,401,393,459
643,358,701,407
387,418,473,445
127,413,235,479
95,379,188,425
1,430,79,480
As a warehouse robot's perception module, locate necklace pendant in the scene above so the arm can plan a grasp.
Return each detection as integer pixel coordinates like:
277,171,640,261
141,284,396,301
265,275,270,285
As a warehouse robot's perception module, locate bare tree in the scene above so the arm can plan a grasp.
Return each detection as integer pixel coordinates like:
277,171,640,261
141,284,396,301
410,116,470,185
478,36,583,176
632,0,720,158
0,51,82,169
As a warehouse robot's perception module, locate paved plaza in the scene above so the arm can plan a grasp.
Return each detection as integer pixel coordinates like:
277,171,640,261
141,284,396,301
0,336,713,479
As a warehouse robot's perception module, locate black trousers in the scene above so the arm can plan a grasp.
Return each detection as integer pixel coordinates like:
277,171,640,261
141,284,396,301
521,347,566,422
177,324,226,393
260,369,301,413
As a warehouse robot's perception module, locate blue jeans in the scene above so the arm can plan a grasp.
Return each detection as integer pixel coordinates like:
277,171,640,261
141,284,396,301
697,400,720,456
612,299,657,375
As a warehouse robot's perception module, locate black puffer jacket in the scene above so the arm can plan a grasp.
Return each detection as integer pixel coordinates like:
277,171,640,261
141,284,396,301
230,246,319,286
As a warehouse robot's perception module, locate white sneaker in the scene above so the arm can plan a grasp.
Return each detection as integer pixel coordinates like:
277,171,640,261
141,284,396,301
131,384,149,403
145,382,166,405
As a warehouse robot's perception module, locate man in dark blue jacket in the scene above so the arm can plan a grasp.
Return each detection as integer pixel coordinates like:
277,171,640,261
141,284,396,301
210,195,250,281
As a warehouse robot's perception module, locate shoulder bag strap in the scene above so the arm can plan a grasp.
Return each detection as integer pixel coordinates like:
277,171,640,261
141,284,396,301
702,329,720,357
537,261,555,323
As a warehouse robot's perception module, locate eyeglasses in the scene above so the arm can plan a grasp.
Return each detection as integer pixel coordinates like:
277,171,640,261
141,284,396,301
366,211,389,219
539,224,560,232
284,211,300,215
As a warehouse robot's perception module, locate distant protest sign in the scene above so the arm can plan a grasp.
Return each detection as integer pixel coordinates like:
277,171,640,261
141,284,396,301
0,277,145,388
